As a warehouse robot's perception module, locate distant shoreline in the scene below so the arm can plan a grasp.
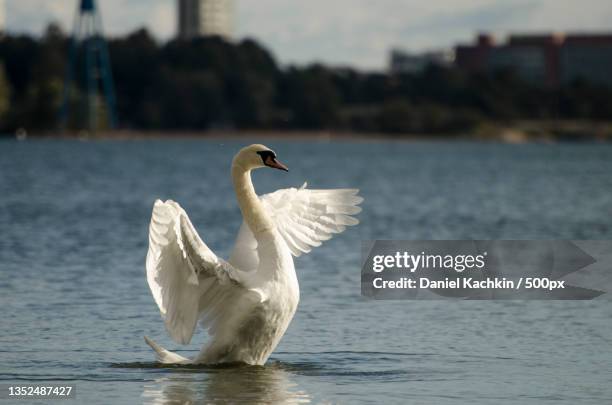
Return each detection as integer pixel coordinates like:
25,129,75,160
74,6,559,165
5,120,612,143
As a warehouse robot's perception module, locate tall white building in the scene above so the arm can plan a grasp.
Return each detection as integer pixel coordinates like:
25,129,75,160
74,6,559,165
0,0,5,34
177,0,233,40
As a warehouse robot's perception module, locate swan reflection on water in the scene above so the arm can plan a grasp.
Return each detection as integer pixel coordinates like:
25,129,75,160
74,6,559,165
141,363,311,404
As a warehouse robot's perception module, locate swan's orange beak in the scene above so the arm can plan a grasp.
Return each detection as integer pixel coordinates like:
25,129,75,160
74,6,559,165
265,155,289,172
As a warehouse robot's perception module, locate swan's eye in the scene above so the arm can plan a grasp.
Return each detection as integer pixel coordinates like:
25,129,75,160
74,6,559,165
256,150,276,164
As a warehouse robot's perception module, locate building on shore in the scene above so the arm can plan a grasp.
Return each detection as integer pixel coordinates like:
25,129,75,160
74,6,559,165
389,49,454,74
455,32,612,88
560,35,612,88
177,0,233,40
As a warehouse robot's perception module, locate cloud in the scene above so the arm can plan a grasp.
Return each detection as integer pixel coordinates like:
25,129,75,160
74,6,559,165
4,0,172,39
3,0,612,69
5,0,73,34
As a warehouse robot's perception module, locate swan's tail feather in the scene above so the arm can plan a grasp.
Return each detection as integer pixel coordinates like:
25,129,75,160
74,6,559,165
144,336,190,364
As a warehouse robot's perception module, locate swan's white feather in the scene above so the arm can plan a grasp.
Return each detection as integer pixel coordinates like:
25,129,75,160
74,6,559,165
228,222,259,272
146,199,248,345
258,183,363,257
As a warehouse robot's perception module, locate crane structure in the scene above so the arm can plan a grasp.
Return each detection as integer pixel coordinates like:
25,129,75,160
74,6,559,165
59,0,117,132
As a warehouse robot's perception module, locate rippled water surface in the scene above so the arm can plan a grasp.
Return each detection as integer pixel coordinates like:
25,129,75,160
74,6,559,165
1,139,611,404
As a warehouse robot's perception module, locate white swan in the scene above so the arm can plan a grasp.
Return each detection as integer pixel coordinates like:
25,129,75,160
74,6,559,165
144,144,362,365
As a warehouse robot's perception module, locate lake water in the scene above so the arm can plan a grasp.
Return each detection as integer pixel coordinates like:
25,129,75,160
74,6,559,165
1,139,611,404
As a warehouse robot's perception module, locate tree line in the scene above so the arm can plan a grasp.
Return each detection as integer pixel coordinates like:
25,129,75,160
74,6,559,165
0,24,611,135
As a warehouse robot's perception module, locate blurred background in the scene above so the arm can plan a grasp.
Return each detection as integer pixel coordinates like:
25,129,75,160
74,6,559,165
0,0,611,140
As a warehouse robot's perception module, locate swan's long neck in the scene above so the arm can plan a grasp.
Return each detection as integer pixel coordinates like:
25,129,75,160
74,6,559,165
231,163,274,236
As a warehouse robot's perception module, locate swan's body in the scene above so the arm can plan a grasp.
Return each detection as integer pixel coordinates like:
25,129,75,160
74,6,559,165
144,144,362,365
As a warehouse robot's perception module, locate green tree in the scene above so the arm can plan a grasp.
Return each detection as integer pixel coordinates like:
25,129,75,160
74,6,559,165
278,66,341,129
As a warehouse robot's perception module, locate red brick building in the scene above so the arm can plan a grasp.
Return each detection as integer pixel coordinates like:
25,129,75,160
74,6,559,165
455,33,612,88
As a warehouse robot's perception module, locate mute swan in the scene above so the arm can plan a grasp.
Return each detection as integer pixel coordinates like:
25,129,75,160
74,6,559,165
144,144,362,365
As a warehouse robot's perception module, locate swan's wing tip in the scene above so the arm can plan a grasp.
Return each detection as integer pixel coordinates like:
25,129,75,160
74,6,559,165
261,185,362,257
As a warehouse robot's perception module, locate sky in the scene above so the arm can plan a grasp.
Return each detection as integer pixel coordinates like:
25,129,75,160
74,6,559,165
3,0,612,70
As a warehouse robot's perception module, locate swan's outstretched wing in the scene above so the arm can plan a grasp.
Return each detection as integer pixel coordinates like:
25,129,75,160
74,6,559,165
239,183,362,257
146,200,251,345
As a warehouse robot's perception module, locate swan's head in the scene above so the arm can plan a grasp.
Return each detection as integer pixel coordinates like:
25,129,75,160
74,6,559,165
233,144,289,172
